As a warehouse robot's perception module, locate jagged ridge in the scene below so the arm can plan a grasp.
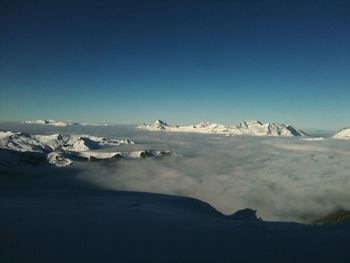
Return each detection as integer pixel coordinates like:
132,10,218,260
138,120,307,137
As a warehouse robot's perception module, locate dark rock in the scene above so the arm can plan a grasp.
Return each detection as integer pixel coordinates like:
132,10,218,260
229,208,262,222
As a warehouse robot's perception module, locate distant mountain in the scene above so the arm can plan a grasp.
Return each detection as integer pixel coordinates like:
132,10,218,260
0,131,174,167
314,209,350,224
332,127,350,140
138,120,307,137
22,119,109,127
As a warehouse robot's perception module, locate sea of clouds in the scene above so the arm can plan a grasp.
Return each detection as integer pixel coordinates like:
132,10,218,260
2,123,350,222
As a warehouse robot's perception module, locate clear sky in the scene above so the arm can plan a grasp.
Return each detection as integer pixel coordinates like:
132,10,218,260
0,0,349,129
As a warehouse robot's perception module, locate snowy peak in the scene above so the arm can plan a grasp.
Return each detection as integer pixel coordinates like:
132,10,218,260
138,120,306,137
153,120,168,129
194,122,214,128
238,120,267,135
155,120,168,126
237,120,306,136
238,120,263,129
139,120,174,130
284,125,307,136
332,127,350,140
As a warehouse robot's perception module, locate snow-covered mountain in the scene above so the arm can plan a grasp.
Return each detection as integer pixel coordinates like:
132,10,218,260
138,120,307,137
78,150,174,161
0,131,175,167
23,119,78,126
0,132,134,153
22,119,109,126
332,128,350,140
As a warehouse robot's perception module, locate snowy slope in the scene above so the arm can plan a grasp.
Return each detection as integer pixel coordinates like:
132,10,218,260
47,152,73,166
332,128,350,140
138,120,307,137
0,187,349,263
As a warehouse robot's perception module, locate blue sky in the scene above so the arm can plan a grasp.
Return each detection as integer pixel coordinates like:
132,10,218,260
0,0,349,129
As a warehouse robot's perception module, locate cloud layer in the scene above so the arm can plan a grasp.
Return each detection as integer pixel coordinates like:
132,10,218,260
2,123,349,222
73,129,350,223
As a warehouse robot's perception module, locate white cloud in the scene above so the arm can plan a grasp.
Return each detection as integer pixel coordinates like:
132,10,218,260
76,133,350,223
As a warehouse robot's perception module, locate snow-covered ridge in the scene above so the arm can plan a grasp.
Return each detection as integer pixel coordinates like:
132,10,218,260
138,120,307,137
78,150,175,160
0,132,134,153
23,119,109,127
332,127,350,140
0,131,175,167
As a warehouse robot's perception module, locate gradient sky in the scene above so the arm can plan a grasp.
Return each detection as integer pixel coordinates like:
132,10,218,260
0,0,349,129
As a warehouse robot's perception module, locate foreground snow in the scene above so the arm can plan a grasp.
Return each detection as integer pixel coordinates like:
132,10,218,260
0,185,349,262
0,131,175,166
138,120,307,137
23,119,109,126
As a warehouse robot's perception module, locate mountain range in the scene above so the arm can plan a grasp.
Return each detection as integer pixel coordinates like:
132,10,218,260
138,120,307,137
23,119,109,127
0,131,174,167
